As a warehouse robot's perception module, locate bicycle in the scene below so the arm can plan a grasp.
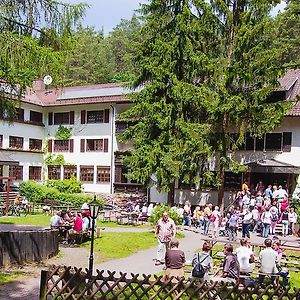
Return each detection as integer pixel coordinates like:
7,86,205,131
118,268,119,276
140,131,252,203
7,203,20,216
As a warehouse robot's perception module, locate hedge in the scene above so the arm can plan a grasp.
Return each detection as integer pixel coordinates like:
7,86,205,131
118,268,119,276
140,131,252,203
19,180,104,208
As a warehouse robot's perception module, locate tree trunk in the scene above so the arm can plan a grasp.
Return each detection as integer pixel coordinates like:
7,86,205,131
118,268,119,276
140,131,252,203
167,182,175,206
218,161,225,212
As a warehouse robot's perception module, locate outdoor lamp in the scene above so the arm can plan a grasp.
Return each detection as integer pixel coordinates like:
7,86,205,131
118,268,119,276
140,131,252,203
89,195,101,220
88,195,100,277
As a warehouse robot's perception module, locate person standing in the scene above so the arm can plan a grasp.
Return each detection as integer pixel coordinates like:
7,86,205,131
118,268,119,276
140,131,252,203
228,211,239,241
183,201,192,229
280,209,289,237
242,208,252,238
155,212,176,265
270,203,279,235
211,206,221,238
288,207,298,236
203,203,212,236
261,207,272,238
251,206,259,233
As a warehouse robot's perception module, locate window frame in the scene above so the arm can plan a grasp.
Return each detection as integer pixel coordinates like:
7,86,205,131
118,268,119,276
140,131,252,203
87,110,104,124
9,165,23,181
54,140,70,152
29,166,42,180
48,165,61,180
29,138,43,151
97,166,110,183
80,166,94,183
54,112,70,125
9,136,24,149
63,165,77,179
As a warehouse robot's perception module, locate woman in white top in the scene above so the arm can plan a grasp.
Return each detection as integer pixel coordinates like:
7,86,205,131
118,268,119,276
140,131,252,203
288,207,298,235
261,207,272,238
211,206,221,238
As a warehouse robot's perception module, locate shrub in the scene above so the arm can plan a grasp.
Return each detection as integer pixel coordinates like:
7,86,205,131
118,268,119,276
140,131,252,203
46,176,82,193
148,204,182,225
19,180,104,209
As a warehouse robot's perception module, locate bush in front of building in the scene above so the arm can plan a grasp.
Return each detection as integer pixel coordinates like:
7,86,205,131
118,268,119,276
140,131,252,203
19,180,104,209
46,176,82,194
148,204,182,225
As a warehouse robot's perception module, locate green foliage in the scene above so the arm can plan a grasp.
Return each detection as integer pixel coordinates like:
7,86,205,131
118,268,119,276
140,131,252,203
46,176,82,194
148,204,182,225
120,0,294,207
55,125,72,140
63,27,116,86
0,1,87,117
275,0,300,67
19,180,104,208
45,154,66,165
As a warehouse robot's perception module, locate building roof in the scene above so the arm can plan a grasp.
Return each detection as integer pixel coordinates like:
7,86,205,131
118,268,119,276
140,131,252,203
19,70,300,111
245,159,300,174
23,82,134,107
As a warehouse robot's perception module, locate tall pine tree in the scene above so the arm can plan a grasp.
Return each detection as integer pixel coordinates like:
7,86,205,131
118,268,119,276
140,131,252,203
121,0,294,208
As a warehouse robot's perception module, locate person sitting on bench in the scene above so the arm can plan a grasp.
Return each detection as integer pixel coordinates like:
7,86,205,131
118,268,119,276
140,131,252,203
258,238,288,288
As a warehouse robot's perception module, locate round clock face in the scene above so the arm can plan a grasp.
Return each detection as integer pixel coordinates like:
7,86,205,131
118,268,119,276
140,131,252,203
43,75,53,85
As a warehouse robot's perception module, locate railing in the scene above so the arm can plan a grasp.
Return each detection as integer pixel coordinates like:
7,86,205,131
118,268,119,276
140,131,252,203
40,265,300,300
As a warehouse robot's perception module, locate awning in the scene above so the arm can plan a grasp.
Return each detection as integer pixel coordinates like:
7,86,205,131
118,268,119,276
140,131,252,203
0,152,19,166
245,159,300,174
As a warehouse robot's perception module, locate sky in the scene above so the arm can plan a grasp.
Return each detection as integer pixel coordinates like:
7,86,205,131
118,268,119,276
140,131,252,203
67,0,286,36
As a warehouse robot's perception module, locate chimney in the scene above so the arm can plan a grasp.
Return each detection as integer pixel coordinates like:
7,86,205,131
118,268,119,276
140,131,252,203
32,79,45,91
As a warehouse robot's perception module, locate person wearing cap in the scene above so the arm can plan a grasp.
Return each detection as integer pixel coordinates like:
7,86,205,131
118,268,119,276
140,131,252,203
155,212,176,265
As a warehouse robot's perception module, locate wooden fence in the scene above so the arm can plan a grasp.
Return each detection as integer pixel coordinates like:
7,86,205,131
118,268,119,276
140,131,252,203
40,265,300,300
0,229,59,267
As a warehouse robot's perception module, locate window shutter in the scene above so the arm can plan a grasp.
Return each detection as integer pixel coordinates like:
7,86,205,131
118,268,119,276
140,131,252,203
81,110,86,124
104,139,108,152
80,139,85,152
70,111,75,124
69,139,74,152
104,109,110,123
282,132,292,152
48,139,53,153
48,112,53,125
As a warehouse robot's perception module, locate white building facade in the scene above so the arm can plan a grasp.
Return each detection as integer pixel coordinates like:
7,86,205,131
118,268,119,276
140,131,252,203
0,70,300,204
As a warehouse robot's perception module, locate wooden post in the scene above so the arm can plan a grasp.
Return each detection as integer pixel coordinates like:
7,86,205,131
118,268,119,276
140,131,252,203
5,177,10,215
39,270,48,300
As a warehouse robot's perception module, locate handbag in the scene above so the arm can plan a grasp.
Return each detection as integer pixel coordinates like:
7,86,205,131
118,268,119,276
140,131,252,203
192,254,209,278
210,215,216,222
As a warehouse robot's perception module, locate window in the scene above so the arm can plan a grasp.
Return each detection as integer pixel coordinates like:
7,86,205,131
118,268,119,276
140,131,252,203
80,166,94,182
255,136,264,151
9,166,23,180
81,138,108,152
54,140,69,152
30,110,43,123
0,135,2,148
9,136,23,149
265,133,282,151
0,165,2,177
48,165,61,180
53,111,74,125
86,139,103,151
245,133,255,151
97,167,110,183
63,165,77,179
87,110,104,123
29,138,42,151
14,108,24,121
29,166,42,180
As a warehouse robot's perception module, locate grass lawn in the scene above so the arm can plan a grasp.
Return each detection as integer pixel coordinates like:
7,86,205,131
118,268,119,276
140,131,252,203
0,215,152,229
0,272,22,285
0,214,50,227
83,231,185,263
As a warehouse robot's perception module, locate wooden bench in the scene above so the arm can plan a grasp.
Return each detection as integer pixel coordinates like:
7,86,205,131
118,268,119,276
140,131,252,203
68,230,90,244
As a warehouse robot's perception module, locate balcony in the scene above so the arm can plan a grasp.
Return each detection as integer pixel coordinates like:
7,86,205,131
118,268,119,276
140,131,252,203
113,182,146,194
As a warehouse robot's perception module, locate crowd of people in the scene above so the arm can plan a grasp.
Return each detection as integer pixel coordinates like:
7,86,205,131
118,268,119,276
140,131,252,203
155,212,290,288
175,181,298,240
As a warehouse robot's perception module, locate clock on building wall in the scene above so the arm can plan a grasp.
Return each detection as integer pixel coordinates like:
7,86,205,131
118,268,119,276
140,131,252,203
43,75,53,86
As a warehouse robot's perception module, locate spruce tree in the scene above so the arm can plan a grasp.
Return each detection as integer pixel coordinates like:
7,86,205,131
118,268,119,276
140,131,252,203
121,0,294,208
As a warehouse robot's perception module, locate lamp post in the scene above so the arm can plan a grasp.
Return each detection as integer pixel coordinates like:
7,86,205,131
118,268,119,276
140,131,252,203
88,195,100,277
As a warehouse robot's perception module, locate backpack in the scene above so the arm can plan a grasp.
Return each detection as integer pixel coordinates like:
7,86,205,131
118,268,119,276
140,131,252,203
192,254,209,278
